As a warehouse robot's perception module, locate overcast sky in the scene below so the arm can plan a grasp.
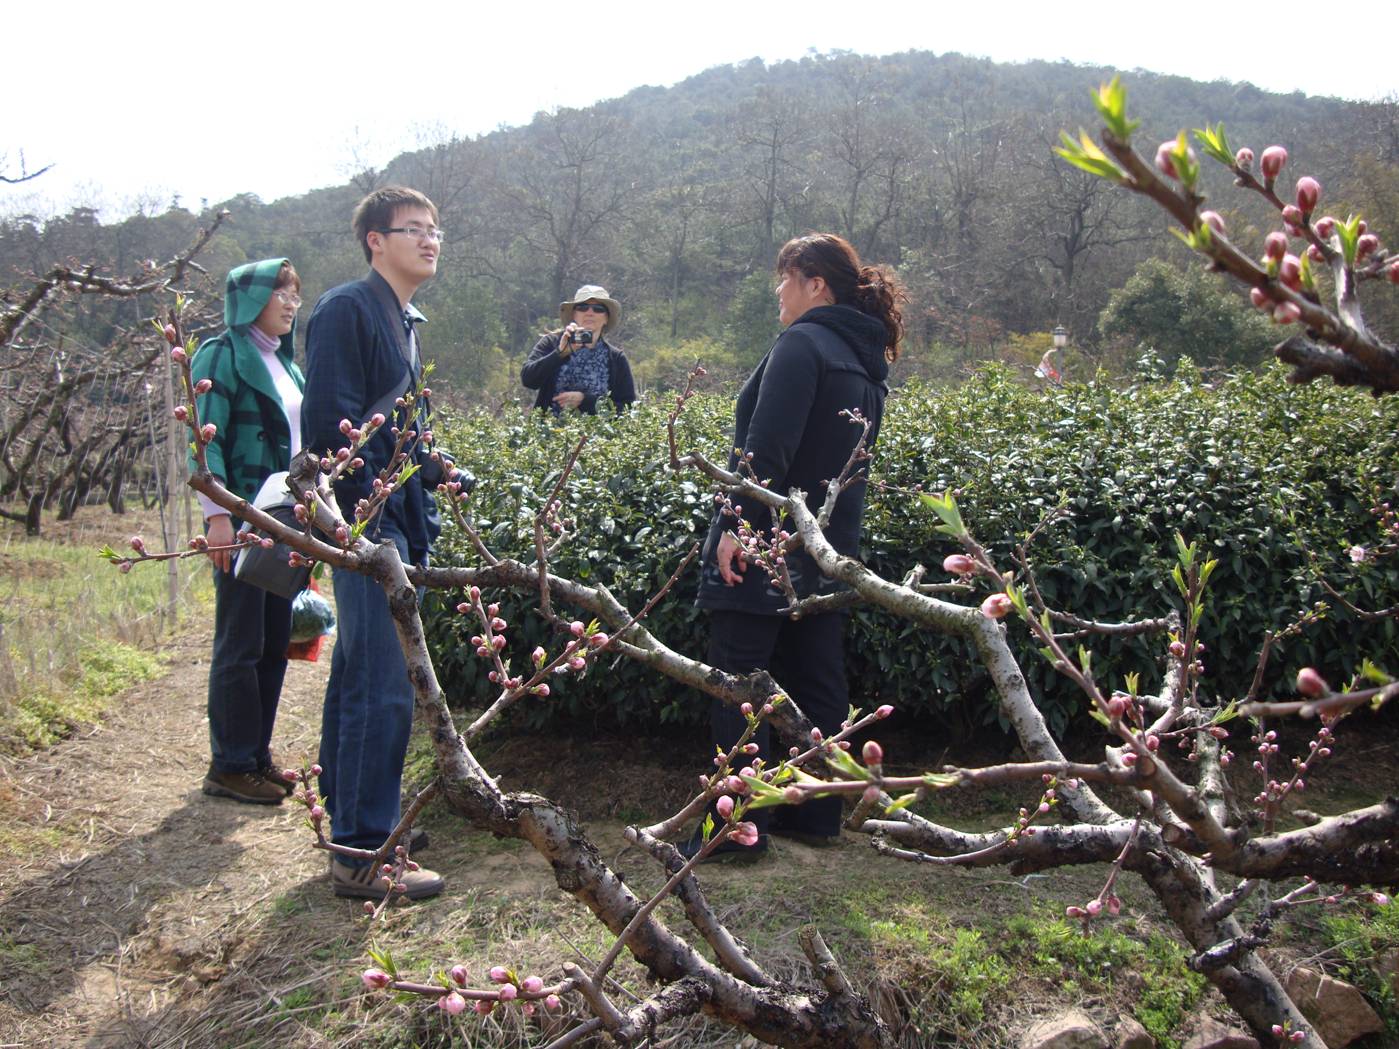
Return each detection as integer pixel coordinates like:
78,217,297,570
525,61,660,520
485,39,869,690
6,0,1394,221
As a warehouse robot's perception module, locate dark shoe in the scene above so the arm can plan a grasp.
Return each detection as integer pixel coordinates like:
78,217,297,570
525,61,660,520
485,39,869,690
202,767,287,805
331,858,444,900
770,806,841,847
769,826,840,847
257,761,297,797
677,831,769,865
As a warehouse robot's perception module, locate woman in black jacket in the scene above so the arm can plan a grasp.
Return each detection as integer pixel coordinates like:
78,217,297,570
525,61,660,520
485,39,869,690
521,284,636,414
689,233,906,860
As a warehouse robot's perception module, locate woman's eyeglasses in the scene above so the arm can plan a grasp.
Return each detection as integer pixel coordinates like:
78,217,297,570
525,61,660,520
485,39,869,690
273,290,303,308
574,303,608,314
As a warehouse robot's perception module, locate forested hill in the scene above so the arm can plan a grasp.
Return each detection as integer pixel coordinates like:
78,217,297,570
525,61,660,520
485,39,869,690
3,49,1393,401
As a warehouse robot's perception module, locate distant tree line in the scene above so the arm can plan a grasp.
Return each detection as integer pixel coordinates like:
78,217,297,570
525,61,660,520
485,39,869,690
2,51,1395,403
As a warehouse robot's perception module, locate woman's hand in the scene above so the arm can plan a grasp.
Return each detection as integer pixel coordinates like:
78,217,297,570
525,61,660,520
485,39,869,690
715,530,747,586
558,324,580,358
206,514,236,573
552,390,585,411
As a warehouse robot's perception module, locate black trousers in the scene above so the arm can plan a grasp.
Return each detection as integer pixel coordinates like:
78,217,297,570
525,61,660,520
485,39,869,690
707,610,848,836
208,567,292,773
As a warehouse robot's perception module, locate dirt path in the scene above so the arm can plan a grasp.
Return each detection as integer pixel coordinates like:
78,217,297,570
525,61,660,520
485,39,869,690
0,623,333,1044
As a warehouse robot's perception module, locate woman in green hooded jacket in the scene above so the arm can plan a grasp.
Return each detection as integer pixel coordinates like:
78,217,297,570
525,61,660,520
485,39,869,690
189,258,306,805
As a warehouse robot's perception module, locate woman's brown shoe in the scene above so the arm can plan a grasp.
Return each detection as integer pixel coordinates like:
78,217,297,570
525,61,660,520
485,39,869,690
202,767,287,805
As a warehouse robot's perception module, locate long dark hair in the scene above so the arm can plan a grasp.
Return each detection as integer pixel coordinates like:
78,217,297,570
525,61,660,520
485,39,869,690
776,233,907,361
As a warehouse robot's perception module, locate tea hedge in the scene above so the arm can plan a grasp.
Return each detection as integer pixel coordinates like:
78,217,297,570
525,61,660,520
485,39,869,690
426,365,1399,735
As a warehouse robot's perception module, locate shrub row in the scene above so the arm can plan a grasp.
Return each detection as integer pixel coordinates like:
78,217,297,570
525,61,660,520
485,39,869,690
426,365,1399,736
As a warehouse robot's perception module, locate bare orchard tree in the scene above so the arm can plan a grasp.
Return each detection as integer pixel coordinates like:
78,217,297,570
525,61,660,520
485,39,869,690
114,274,1397,1046
0,214,224,533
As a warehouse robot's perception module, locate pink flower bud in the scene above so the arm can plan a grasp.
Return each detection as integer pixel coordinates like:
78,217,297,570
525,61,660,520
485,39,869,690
1296,667,1329,698
731,821,760,847
1234,147,1254,170
1122,752,1138,766
1154,141,1189,180
490,616,507,631
532,646,547,664
876,704,894,719
1085,899,1103,916
172,404,189,421
545,994,562,1010
1308,244,1326,263
1372,893,1391,906
1295,176,1321,213
1314,215,1336,239
1168,640,1186,658
590,632,609,647
1273,302,1301,325
1250,287,1269,309
194,378,212,395
489,966,510,983
170,346,187,364
474,999,494,1015
740,702,754,716
439,990,467,1014
491,634,507,650
362,968,392,989
1357,233,1380,259
980,593,1013,619
1065,906,1086,918
568,657,586,671
716,795,735,820
1264,231,1289,261
1145,734,1160,752
521,975,544,994
862,740,884,765
1260,145,1288,180
1349,545,1368,563
1199,210,1226,235
498,983,518,1001
1279,254,1302,290
942,553,975,575
1281,204,1303,227
469,586,481,600
784,786,803,804
1106,895,1121,916
200,423,217,441
727,775,746,793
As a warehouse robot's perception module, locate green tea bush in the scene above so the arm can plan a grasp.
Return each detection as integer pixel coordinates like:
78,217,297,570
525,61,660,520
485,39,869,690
427,365,1399,735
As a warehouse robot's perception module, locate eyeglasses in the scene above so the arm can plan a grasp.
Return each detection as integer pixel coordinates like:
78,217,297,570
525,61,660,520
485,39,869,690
378,226,446,243
574,303,608,314
273,290,303,308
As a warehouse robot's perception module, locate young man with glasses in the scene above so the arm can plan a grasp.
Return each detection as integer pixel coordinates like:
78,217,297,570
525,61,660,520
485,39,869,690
301,186,448,900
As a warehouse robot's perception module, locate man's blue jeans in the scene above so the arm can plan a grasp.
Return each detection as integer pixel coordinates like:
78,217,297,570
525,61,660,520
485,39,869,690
319,526,417,859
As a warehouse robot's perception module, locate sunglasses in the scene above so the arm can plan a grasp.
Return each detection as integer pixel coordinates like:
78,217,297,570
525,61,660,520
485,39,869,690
574,303,609,315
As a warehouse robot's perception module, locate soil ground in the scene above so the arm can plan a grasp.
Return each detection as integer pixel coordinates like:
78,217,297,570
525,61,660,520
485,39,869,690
0,584,1395,1047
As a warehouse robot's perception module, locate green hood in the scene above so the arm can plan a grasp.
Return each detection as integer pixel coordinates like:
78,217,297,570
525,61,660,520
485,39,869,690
223,257,295,351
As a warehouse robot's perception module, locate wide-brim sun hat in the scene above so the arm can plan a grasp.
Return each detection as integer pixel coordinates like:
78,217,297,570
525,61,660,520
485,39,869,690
559,284,621,333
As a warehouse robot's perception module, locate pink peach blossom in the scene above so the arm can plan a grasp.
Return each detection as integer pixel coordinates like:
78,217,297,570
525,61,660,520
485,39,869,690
980,593,1013,619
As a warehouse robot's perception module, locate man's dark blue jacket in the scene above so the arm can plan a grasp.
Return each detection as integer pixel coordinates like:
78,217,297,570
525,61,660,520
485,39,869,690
302,270,439,565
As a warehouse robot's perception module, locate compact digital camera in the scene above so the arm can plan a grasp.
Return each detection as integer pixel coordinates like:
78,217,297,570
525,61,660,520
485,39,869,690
569,329,594,347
